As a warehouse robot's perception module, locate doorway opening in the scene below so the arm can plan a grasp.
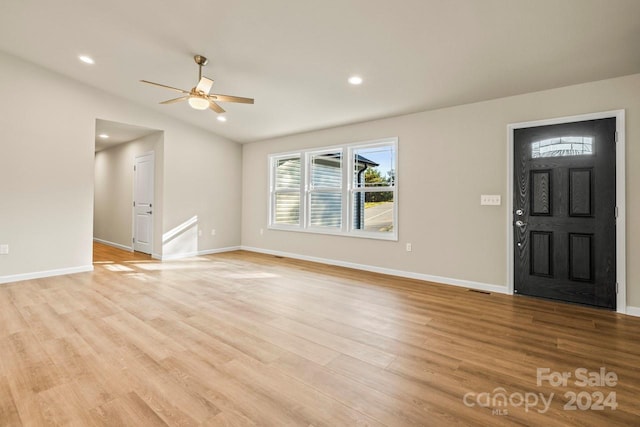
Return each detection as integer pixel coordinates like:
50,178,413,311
93,119,164,261
507,110,626,313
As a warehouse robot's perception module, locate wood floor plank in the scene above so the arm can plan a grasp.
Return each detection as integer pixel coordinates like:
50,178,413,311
221,356,386,427
270,352,444,426
0,242,638,426
205,409,259,427
37,382,100,427
161,352,310,427
0,292,28,338
40,334,108,392
101,310,187,362
91,391,169,427
0,332,58,426
267,316,396,368
0,375,21,426
191,302,341,366
185,314,287,365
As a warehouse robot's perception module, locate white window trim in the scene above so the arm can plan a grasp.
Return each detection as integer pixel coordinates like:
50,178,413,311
268,137,398,241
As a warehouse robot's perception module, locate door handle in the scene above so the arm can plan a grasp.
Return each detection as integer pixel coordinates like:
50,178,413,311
146,211,152,214
515,220,527,228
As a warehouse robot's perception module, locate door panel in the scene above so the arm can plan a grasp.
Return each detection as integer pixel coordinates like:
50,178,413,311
568,233,593,281
569,168,592,216
530,231,552,277
134,153,154,255
531,170,551,215
514,118,616,309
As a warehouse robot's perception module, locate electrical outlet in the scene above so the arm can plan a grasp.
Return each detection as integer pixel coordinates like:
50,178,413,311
0,244,9,255
198,229,203,237
260,228,264,235
480,195,501,206
211,229,216,236
406,243,412,252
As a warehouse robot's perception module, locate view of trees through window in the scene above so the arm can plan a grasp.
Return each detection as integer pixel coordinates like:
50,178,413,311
353,144,395,233
269,138,397,240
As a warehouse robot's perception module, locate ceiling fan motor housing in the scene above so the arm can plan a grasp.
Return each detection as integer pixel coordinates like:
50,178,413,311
194,55,208,66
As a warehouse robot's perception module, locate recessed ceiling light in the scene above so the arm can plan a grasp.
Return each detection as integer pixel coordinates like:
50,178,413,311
98,134,109,139
79,55,95,65
217,116,227,122
348,75,363,85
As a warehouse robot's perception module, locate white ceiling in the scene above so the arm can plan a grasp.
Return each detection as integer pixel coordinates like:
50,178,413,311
94,119,160,152
1,0,639,143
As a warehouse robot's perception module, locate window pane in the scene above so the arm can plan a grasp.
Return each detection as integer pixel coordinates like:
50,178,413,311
274,192,300,225
275,157,301,189
310,151,341,188
353,145,395,188
353,192,394,232
310,192,341,228
531,136,593,158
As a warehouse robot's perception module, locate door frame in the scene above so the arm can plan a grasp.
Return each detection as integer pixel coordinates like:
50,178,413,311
506,110,626,313
132,151,155,254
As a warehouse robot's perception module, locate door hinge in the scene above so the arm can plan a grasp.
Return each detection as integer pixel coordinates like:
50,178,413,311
133,201,136,207
133,237,135,243
615,206,618,219
615,131,618,143
616,282,619,294
134,165,137,171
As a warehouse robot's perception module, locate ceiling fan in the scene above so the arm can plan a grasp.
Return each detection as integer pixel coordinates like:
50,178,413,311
140,55,254,114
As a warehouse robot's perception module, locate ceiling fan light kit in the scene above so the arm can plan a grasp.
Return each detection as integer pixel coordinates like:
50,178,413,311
140,55,254,117
188,96,210,110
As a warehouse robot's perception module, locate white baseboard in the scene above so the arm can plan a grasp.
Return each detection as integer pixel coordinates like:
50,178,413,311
240,246,508,295
625,306,640,317
160,246,241,261
0,265,94,285
93,238,132,252
199,246,241,256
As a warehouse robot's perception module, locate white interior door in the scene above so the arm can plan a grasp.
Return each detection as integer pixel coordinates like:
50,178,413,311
133,152,154,254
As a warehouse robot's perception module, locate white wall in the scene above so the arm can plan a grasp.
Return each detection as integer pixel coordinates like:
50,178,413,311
94,132,164,254
0,51,242,280
242,73,640,308
161,124,243,258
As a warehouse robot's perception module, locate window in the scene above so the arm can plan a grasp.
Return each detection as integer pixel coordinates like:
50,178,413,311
269,138,397,240
531,136,593,158
272,155,301,225
351,144,395,233
309,150,342,228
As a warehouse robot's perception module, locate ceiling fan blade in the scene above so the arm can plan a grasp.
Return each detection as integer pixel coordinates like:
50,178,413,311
209,101,225,114
159,96,189,105
196,77,214,95
210,93,255,104
140,80,189,94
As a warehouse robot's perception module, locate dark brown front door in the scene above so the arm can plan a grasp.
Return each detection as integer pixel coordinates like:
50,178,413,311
514,118,616,309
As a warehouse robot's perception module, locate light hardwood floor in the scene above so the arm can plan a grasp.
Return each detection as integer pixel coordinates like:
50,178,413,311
0,242,639,426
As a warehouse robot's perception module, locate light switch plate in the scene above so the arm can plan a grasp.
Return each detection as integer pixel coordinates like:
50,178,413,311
0,244,9,255
481,195,501,206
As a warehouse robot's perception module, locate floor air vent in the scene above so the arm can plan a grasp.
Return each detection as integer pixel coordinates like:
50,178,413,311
468,289,491,295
